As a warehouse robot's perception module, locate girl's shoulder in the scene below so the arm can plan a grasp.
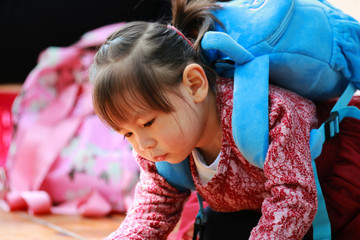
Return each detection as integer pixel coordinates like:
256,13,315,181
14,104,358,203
215,76,234,101
268,84,318,129
269,84,316,112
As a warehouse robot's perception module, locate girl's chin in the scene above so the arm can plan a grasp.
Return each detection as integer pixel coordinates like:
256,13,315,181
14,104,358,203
145,153,188,164
165,158,188,165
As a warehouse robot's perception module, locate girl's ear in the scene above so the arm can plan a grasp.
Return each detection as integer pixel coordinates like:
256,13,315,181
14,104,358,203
182,63,209,103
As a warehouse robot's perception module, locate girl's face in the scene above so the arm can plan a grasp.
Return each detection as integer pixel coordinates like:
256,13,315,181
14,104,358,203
115,63,221,165
117,86,206,164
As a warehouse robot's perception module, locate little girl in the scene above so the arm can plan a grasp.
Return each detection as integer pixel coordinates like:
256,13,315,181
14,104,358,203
90,0,360,239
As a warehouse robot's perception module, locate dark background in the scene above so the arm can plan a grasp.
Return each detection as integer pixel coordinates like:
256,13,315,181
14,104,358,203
0,0,172,84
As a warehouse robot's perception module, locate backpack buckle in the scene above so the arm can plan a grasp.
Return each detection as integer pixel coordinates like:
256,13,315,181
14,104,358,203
324,111,339,140
212,59,235,69
192,214,206,240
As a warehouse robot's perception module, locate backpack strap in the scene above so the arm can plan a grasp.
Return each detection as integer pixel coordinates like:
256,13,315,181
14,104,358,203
202,32,270,169
192,193,207,240
232,56,270,168
155,157,195,192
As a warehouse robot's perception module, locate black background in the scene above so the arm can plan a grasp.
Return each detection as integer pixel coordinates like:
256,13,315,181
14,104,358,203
0,0,172,84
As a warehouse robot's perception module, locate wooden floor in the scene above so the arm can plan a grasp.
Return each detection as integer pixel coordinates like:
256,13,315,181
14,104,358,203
0,209,125,240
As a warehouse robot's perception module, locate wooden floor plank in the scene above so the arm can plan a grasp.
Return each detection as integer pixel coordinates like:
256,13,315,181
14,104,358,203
0,209,125,240
0,211,76,240
31,213,125,240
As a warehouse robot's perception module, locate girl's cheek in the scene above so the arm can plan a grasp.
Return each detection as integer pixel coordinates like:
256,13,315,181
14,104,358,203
129,141,148,158
127,139,139,152
130,144,145,158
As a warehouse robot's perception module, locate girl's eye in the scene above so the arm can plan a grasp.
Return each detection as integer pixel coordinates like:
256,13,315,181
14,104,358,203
124,132,133,138
143,118,155,127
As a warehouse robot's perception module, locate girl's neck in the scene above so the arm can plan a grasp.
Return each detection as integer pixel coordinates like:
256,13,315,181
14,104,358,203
196,90,222,165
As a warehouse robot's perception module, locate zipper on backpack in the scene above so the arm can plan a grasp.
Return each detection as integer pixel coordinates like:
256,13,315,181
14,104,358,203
268,0,295,47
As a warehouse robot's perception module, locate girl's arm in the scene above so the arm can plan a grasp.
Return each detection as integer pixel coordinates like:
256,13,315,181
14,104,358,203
105,155,191,240
250,86,319,240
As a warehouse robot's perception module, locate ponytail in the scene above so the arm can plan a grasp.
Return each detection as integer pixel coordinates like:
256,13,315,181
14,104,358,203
171,0,221,49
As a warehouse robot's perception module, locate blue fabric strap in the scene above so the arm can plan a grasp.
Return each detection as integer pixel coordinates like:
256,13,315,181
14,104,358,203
155,157,195,191
201,31,255,66
311,161,332,240
331,83,357,112
232,56,270,169
192,193,207,240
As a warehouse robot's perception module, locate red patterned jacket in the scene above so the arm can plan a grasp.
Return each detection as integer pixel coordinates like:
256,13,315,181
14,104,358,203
105,77,319,240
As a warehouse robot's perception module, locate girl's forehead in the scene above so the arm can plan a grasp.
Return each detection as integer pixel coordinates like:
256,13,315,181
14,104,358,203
129,108,153,121
117,91,152,112
109,86,181,127
118,101,153,120
115,108,155,131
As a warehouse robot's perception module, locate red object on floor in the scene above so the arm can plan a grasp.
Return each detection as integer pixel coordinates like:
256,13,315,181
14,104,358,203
0,92,18,167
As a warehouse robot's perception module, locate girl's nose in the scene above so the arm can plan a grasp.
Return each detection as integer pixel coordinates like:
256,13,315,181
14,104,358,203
137,135,156,151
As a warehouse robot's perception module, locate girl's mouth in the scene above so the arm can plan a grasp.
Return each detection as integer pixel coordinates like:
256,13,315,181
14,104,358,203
153,153,168,162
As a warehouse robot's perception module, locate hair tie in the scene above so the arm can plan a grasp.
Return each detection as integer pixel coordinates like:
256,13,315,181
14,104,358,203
167,25,193,47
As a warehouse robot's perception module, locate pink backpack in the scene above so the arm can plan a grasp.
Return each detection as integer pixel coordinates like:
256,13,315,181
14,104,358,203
0,23,140,217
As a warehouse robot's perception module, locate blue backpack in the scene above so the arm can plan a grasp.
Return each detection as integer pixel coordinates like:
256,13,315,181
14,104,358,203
156,0,360,239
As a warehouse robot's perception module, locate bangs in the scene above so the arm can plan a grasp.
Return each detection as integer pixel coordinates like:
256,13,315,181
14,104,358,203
92,58,179,131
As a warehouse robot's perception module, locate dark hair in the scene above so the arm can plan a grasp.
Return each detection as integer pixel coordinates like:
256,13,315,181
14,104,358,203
90,0,220,131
